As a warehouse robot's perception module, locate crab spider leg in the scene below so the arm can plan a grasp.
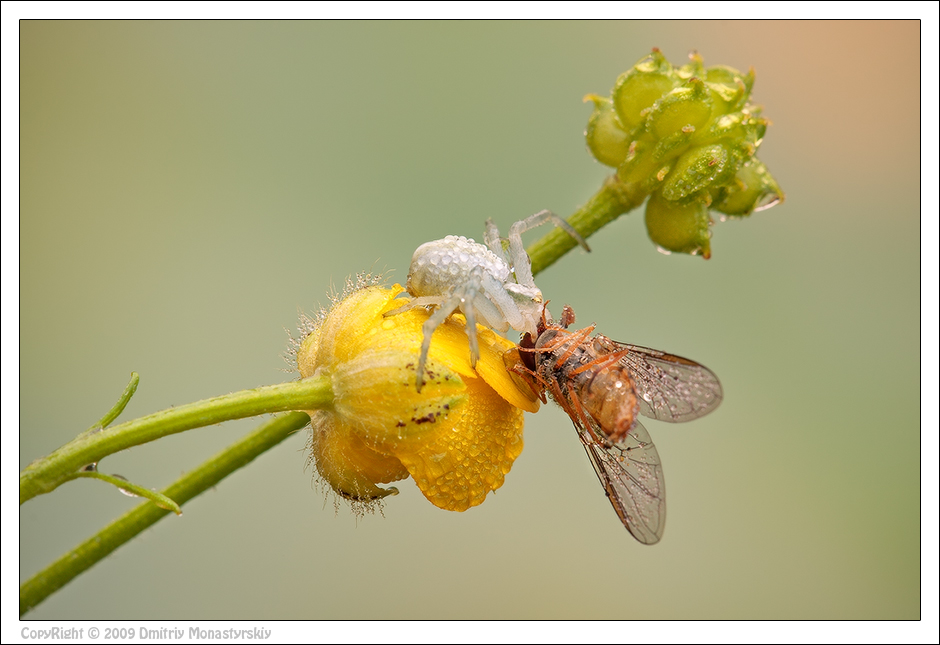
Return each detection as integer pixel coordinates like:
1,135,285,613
414,267,490,390
473,270,519,331
385,295,448,317
394,277,507,390
506,210,590,288
483,218,507,265
414,295,464,392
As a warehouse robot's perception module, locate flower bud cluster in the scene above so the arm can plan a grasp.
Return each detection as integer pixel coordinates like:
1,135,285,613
586,49,783,258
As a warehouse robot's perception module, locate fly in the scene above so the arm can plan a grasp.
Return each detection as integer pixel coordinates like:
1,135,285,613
507,304,722,544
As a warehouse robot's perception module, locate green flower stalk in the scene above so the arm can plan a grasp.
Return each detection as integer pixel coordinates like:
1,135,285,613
585,49,784,258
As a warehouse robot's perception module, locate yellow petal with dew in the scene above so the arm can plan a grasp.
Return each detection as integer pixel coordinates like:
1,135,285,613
388,376,525,512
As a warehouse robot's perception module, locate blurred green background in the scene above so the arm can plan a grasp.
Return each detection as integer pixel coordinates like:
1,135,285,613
20,21,920,619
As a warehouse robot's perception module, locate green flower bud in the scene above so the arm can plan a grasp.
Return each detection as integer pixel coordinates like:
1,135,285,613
645,190,712,258
584,94,631,168
711,158,784,217
587,49,783,257
704,64,754,112
611,48,679,132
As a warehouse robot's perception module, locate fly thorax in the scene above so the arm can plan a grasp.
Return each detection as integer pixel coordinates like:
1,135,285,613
534,329,559,352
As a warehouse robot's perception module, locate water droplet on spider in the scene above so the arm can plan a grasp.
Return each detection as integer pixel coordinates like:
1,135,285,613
81,462,98,472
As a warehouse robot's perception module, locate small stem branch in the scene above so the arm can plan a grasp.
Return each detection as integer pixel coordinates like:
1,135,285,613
19,411,310,617
19,377,331,504
82,372,140,436
67,470,183,515
528,174,648,276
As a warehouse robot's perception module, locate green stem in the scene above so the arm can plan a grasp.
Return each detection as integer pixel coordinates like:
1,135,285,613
20,412,310,617
528,174,648,276
20,377,331,504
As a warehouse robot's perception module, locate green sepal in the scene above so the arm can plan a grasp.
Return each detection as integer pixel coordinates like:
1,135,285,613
645,77,714,141
676,51,706,80
618,128,694,192
720,110,767,146
661,143,730,202
704,64,754,112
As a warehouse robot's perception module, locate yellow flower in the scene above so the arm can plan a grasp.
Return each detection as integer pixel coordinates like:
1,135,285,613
296,279,539,513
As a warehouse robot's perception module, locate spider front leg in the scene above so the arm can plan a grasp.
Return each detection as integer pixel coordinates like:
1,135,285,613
504,210,590,288
412,294,465,392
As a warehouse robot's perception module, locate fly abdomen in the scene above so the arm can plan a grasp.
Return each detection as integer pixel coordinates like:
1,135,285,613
580,365,639,443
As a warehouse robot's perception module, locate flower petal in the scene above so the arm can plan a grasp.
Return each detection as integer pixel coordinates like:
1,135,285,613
308,411,408,501
388,376,525,511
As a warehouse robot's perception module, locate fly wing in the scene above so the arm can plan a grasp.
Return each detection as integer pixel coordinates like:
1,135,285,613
577,419,666,545
600,338,723,423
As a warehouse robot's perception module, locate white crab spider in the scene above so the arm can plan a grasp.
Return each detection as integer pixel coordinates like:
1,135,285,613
387,209,590,390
